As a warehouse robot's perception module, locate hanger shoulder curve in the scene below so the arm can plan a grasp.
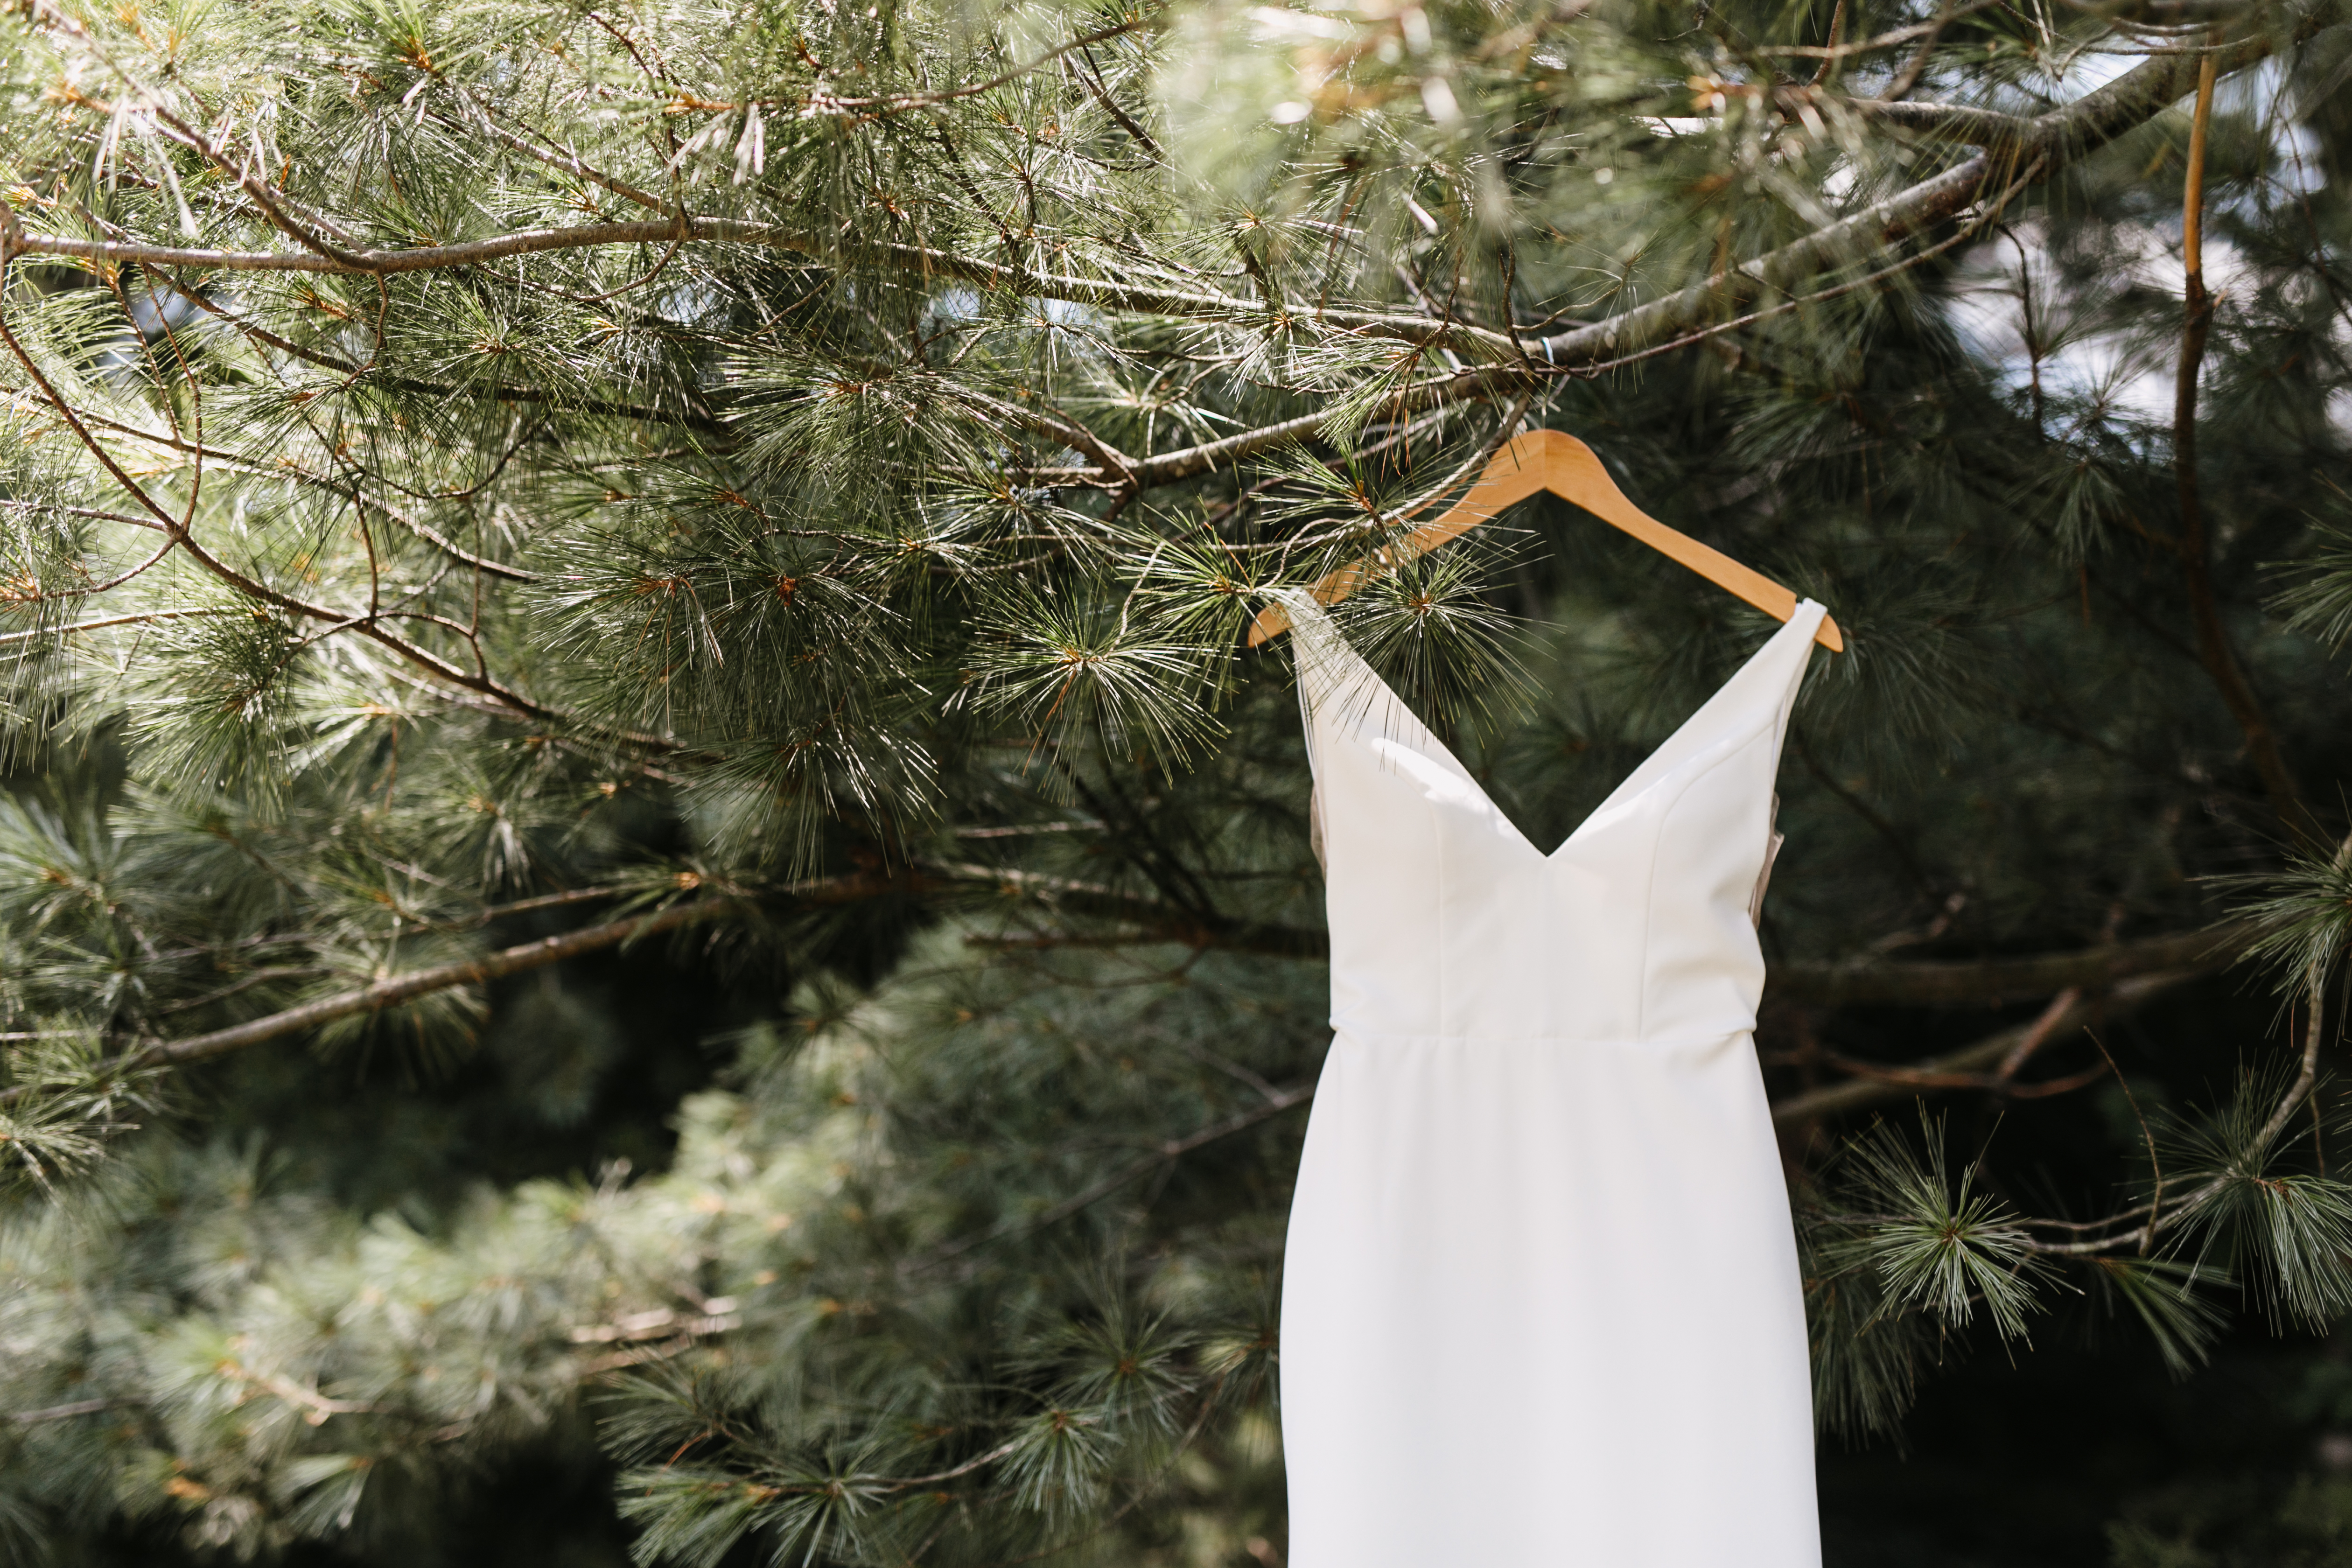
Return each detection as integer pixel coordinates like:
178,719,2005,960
1244,441,1548,647
1246,429,1844,653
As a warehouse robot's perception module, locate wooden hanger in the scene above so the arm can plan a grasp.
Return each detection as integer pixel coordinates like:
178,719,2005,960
1246,429,1845,653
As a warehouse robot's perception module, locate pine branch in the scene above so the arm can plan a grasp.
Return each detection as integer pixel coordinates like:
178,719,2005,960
1037,27,2338,484
0,6,2330,553
142,264,723,436
943,894,2254,1009
0,863,1333,1104
0,280,567,720
1770,971,2197,1125
1857,14,2331,151
0,898,735,1108
5,4,2332,365
1772,921,2254,1006
6,1398,122,1424
1755,2,2001,60
6,215,1493,350
909,860,1330,959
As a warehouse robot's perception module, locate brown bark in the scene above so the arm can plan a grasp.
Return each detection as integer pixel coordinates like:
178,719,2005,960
0,898,732,1108
2170,44,2315,840
1769,971,2195,1125
1768,921,2250,1006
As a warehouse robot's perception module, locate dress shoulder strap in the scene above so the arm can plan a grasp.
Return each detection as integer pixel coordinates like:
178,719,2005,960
1584,600,1826,818
1268,589,1463,765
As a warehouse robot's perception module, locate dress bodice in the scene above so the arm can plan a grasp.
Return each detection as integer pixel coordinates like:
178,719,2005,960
1287,595,1827,1044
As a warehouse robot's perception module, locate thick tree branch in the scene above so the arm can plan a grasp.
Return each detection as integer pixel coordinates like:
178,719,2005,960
1118,407,1340,486
1769,970,2196,1124
911,860,1332,959
0,863,1316,1103
1862,98,2043,142
1771,920,2252,1005
0,836,2257,1116
1080,21,2334,486
1531,153,2002,367
6,6,2331,381
2,5,2330,531
1858,11,2338,150
7,215,1500,352
906,859,2257,1012
0,899,735,1107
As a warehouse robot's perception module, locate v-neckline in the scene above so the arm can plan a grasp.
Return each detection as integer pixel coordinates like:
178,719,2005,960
1295,601,1820,862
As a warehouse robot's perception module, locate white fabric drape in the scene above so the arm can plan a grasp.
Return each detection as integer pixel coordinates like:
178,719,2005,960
1278,595,1826,1568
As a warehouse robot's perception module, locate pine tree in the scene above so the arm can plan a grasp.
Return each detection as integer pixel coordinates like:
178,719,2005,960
3,0,2352,1559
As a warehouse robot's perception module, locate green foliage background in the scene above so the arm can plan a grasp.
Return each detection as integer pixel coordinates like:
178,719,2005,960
0,0,2351,1560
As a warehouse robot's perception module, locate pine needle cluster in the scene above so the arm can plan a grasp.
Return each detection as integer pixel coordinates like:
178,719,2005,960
0,0,2350,1555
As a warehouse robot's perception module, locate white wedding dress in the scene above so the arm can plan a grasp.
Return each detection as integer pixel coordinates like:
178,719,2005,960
1277,594,1826,1568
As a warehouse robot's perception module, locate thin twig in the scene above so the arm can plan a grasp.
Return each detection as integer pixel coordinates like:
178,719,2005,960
2086,1028,2165,1254
0,899,735,1109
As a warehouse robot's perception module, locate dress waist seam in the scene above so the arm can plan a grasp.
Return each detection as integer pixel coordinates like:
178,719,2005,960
1330,1027,1753,1049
